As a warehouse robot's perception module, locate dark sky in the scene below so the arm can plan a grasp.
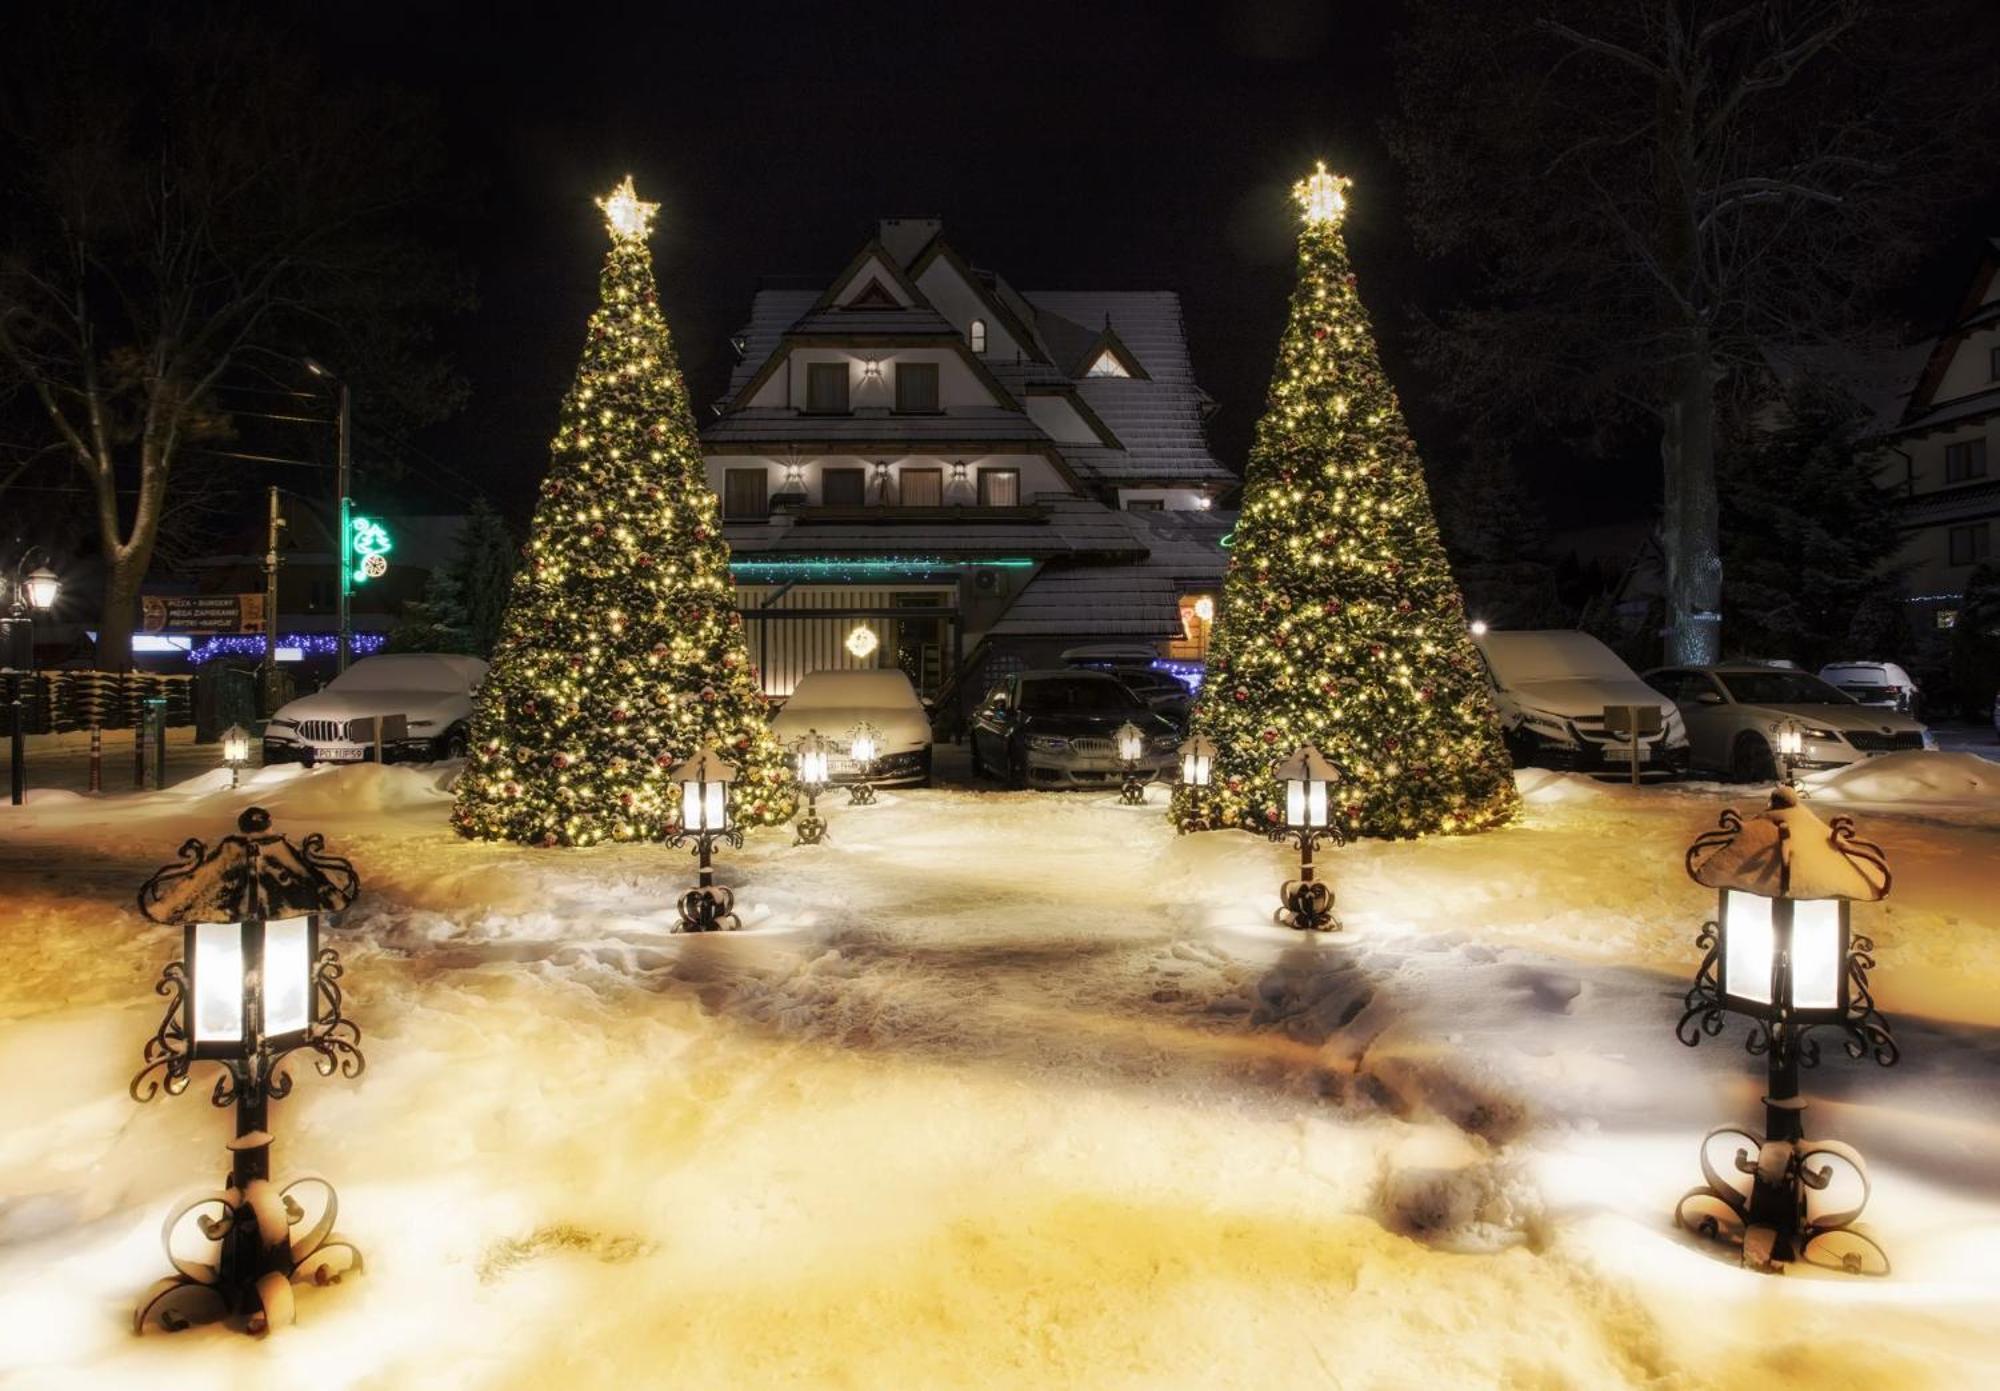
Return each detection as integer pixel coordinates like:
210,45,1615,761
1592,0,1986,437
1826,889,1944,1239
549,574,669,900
303,0,1997,536
308,0,1438,521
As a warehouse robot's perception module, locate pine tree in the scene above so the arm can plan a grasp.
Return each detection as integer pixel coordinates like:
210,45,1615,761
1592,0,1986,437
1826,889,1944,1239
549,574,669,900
452,178,794,847
1439,451,1563,630
454,495,518,656
1173,165,1518,839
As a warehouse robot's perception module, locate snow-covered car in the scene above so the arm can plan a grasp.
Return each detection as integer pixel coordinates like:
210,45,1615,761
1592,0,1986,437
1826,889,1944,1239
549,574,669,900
969,669,1180,789
1644,664,1936,781
1471,629,1688,776
1818,659,1921,717
770,668,933,787
263,653,487,766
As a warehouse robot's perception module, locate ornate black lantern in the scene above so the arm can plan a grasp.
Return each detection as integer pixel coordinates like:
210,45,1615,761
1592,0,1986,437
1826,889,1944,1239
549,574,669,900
221,723,253,789
793,729,832,846
1267,744,1344,932
130,806,364,1334
1116,720,1149,805
1676,788,1897,1274
666,745,743,931
845,721,881,805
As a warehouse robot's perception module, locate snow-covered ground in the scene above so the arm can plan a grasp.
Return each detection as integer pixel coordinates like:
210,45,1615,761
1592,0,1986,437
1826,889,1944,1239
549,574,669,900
2,752,1998,1389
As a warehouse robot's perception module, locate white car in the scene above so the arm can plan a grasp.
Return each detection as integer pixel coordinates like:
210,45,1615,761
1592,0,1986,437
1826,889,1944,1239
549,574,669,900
770,668,933,786
1645,664,1935,781
1818,660,1921,717
1472,629,1689,775
263,653,487,766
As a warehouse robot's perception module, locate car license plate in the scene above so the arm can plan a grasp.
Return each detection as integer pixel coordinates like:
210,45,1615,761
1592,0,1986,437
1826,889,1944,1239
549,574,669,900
318,744,368,762
1614,743,1652,762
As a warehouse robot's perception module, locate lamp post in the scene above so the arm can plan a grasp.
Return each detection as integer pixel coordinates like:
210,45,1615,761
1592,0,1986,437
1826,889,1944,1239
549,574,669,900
1268,743,1344,932
793,729,832,846
1116,720,1149,805
1773,719,1804,789
5,555,60,806
1675,788,1898,1275
301,359,353,673
666,745,743,931
221,724,253,790
846,721,881,805
130,807,365,1334
1175,733,1217,832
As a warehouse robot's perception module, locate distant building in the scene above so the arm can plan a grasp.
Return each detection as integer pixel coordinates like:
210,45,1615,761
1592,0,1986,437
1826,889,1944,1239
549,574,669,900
1871,237,2000,632
700,217,1236,719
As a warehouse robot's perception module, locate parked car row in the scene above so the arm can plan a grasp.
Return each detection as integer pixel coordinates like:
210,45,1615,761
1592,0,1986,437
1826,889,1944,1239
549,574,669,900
1467,629,1941,783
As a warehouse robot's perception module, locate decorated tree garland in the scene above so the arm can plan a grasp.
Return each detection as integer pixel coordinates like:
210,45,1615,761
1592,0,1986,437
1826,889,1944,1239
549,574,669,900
1173,164,1518,839
453,178,795,846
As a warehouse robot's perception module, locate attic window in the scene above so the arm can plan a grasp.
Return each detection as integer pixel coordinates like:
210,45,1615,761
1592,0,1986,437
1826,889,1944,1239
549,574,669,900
845,277,901,309
1086,350,1131,378
969,318,988,354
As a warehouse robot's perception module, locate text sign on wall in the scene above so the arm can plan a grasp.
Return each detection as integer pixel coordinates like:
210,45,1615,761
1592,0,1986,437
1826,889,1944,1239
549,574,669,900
140,594,267,635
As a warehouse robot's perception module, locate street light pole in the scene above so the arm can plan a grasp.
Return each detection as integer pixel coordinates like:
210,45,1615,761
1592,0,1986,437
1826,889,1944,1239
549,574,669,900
334,378,352,675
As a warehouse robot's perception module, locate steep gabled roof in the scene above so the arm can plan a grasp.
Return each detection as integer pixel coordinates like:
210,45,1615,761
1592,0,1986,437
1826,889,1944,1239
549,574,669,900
907,237,1051,364
812,238,934,313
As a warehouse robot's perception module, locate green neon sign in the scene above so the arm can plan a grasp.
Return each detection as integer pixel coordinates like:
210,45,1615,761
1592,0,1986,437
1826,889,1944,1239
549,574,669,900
349,515,392,584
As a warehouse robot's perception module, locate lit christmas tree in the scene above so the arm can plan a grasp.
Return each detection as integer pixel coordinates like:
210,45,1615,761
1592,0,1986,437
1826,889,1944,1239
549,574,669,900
453,177,795,846
1173,164,1518,839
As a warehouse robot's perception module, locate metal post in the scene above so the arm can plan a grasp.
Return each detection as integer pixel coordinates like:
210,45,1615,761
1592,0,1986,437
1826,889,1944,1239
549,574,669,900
89,725,101,793
152,699,167,790
8,698,21,807
335,381,352,675
696,835,713,893
1630,727,1641,787
263,487,283,713
133,714,148,788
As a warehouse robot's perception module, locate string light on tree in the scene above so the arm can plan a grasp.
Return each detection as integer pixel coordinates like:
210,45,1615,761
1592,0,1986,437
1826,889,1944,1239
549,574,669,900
1172,163,1519,840
452,177,795,846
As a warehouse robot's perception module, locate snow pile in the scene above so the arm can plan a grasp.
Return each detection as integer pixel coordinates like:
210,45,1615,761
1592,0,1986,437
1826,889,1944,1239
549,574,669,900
1809,750,2000,807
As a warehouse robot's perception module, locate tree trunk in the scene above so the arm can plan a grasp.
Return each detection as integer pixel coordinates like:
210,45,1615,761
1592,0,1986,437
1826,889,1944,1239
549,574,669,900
1660,341,1723,664
97,547,146,673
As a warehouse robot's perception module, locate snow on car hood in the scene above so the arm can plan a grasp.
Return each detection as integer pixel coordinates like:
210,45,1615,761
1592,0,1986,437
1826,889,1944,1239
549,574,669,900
1506,677,1674,720
275,688,470,725
770,704,930,752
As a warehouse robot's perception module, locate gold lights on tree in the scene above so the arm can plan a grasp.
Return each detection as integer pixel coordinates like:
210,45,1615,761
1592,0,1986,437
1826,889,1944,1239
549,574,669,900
595,174,659,242
1172,163,1518,840
453,180,794,846
1293,161,1351,226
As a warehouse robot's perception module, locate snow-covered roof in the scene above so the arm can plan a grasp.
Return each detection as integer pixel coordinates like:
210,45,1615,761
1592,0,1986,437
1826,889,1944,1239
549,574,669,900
987,509,1232,638
723,494,1145,559
1687,788,1890,902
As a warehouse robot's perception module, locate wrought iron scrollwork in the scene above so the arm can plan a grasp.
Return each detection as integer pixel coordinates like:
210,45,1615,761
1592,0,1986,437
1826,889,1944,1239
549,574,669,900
131,961,194,1102
1675,1128,1889,1276
1267,824,1345,933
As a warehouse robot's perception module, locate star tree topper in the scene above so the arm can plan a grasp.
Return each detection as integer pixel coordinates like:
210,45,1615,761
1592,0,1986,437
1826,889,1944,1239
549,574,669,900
596,174,659,242
1293,161,1351,226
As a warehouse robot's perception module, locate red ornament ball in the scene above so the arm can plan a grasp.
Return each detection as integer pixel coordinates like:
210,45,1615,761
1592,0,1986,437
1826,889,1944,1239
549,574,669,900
1265,808,1281,825
1262,728,1279,745
1233,687,1249,702
1314,327,1328,340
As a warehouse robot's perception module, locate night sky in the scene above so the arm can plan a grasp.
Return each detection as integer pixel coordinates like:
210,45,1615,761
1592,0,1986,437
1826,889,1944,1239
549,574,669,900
298,1,1991,534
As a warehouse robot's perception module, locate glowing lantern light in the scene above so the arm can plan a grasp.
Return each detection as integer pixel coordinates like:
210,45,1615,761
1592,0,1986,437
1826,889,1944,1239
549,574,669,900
1675,789,1897,1274
1269,744,1344,931
845,721,881,806
666,746,742,932
792,729,832,846
845,624,880,660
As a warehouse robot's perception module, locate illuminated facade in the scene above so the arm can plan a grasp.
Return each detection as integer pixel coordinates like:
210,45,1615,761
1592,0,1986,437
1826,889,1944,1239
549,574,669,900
702,218,1235,714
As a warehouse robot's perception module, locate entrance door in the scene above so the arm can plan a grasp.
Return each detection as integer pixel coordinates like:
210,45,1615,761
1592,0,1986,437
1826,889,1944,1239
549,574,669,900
892,591,947,698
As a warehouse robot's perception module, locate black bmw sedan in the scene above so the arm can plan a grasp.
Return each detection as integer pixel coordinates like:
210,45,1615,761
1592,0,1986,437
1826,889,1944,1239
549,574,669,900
969,670,1181,789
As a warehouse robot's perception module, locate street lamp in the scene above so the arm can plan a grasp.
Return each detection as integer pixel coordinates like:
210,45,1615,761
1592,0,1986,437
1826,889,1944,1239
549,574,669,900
221,724,252,790
846,721,881,805
21,566,59,613
666,745,743,931
130,806,365,1334
1268,743,1344,932
1116,720,1148,805
793,729,832,846
1675,787,1898,1275
301,357,354,673
1179,733,1215,789
1773,719,1804,788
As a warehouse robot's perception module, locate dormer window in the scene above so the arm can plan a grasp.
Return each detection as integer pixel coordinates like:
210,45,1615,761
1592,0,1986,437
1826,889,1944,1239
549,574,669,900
1086,350,1131,378
969,318,988,354
895,362,940,414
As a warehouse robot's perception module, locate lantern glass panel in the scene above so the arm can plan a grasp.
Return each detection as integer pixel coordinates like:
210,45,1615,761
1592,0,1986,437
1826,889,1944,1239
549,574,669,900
1723,890,1775,1006
1286,777,1304,827
681,779,703,831
1182,750,1210,786
263,917,314,1037
1791,899,1844,1011
703,779,727,831
1117,725,1144,762
1307,778,1328,828
850,732,878,765
222,727,251,765
192,922,245,1043
24,568,59,611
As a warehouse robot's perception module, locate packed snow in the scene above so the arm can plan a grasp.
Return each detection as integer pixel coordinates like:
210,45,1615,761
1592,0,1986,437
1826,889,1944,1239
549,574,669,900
1,751,1998,1389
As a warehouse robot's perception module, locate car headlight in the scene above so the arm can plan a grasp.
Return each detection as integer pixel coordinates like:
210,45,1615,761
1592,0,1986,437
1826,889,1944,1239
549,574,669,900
1799,725,1838,741
1026,735,1070,753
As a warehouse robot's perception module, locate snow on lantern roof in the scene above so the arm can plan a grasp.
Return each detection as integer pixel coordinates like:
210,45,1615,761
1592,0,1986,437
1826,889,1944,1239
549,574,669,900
137,807,361,925
1275,744,1342,785
1685,788,1890,902
670,745,739,786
